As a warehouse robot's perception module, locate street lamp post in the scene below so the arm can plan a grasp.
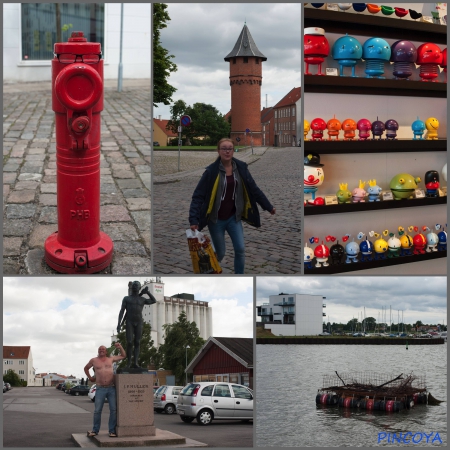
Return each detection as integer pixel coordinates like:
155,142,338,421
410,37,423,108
185,345,190,385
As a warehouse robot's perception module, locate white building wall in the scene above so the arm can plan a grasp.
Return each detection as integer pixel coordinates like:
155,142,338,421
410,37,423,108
3,3,150,82
142,280,213,347
3,349,35,386
265,324,296,336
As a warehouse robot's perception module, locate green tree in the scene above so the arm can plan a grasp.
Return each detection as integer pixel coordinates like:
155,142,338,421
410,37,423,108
364,317,376,332
4,369,22,387
167,101,230,145
158,311,205,385
110,322,160,370
153,3,177,106
346,318,358,332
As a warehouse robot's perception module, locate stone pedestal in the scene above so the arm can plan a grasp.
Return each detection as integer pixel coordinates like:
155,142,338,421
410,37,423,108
115,373,156,437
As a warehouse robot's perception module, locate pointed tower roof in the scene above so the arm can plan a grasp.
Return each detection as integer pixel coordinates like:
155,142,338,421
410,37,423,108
224,24,267,61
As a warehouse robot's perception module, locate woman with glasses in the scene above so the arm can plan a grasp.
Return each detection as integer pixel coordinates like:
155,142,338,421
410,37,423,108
189,138,275,274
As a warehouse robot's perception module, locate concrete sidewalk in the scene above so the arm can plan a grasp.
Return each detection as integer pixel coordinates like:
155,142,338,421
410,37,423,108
3,79,151,274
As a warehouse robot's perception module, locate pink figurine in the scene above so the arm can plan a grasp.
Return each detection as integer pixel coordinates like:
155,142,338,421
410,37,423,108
352,180,367,203
357,118,372,140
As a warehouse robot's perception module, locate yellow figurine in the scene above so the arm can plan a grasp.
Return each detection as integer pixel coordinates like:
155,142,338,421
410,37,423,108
304,120,311,141
425,117,439,140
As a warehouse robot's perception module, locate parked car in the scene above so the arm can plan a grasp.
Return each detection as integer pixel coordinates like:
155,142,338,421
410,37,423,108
177,382,253,425
56,383,64,390
154,385,183,414
153,141,160,146
3,383,6,393
153,386,159,394
5,383,12,391
319,332,331,336
88,384,108,403
69,385,90,396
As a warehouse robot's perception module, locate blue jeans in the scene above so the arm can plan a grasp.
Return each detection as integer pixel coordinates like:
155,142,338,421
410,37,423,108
208,216,245,274
93,386,117,434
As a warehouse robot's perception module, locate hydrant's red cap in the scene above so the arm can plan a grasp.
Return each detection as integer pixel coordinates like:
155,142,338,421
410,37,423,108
54,31,101,55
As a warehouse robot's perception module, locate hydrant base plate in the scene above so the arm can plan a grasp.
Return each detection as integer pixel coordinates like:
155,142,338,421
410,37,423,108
44,231,113,274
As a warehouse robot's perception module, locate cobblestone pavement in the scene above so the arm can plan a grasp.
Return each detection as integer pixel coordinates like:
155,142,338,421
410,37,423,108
153,147,302,274
3,80,151,274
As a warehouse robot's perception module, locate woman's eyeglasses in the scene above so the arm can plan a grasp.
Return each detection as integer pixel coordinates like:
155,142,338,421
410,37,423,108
219,148,234,152
55,53,102,64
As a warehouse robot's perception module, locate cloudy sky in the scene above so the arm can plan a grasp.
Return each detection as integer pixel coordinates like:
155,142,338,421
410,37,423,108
3,276,253,379
257,277,447,326
154,2,301,119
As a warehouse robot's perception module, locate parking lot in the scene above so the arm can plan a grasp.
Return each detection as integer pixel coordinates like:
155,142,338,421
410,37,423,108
3,387,253,447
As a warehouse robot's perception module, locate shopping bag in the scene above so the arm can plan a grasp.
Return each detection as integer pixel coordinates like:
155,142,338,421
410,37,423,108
186,229,222,274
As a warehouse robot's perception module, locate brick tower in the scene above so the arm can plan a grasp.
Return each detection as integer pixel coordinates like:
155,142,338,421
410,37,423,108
224,24,266,146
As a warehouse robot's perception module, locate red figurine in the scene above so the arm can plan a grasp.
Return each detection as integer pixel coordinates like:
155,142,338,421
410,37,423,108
304,27,330,76
417,43,443,82
310,118,327,141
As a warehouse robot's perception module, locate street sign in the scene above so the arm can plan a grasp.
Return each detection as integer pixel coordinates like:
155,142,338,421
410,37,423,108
178,126,182,132
180,115,191,127
236,137,241,142
245,128,250,133
178,139,183,146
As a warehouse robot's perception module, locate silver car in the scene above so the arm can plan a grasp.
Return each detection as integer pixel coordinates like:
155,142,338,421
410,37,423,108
177,382,253,425
153,385,183,414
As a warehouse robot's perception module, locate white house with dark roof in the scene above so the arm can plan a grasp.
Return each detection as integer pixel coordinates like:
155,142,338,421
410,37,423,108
3,346,36,386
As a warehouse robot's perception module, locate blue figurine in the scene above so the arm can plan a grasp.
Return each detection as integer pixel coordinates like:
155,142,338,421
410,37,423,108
412,117,426,140
437,230,447,251
363,37,391,78
332,34,363,77
359,237,374,261
367,179,382,202
345,241,359,263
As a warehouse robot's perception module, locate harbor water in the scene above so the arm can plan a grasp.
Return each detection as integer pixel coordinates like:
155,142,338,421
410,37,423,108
256,344,447,447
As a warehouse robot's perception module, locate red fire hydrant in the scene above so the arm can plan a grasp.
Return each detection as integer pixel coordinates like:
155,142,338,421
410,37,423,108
44,31,113,273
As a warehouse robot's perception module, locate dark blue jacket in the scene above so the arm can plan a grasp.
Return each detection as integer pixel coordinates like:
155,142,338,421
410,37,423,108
189,157,273,231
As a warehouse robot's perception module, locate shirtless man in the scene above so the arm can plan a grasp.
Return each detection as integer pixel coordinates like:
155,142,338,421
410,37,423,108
117,280,156,369
84,342,126,438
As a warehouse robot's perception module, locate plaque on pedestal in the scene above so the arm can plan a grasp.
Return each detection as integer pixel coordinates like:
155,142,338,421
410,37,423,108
115,373,156,437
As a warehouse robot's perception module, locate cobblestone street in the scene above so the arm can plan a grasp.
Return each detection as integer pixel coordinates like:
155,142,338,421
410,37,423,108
3,80,151,274
153,147,302,274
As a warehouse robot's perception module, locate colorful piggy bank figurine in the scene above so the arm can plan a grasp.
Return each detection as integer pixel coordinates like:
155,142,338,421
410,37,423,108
425,117,439,140
330,240,345,264
400,234,414,256
373,235,388,259
304,244,315,269
413,231,427,254
304,27,330,76
314,242,330,267
326,116,341,140
359,237,374,261
425,170,440,197
371,117,385,139
438,230,447,251
357,118,372,140
390,173,421,199
417,43,442,81
352,180,366,203
367,179,382,202
390,40,417,80
342,118,357,140
304,153,324,204
332,34,363,77
362,37,391,78
412,117,426,140
426,229,439,252
337,183,352,203
387,234,401,258
310,117,327,140
304,120,311,141
345,241,359,263
385,119,399,140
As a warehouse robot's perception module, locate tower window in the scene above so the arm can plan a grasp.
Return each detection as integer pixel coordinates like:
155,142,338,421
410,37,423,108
243,57,248,63
233,58,236,64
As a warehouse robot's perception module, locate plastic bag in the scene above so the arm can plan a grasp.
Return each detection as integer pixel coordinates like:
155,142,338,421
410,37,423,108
186,229,222,274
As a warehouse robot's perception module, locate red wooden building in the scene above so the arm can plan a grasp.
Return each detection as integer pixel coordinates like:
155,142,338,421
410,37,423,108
186,337,253,389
